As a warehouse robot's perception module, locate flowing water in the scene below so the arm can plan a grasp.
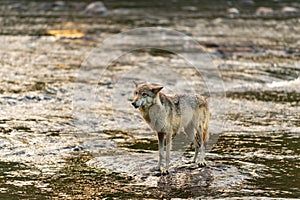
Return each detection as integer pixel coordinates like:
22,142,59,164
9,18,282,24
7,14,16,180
0,0,299,199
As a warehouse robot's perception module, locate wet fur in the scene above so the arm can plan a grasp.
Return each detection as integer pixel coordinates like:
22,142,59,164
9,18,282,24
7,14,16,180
132,83,210,174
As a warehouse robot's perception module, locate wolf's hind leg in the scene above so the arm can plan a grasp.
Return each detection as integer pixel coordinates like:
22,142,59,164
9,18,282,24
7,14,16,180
198,143,206,167
184,123,199,163
163,132,172,174
195,126,207,167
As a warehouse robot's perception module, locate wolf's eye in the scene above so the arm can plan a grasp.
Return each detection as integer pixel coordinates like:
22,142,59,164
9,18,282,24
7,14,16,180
134,91,137,95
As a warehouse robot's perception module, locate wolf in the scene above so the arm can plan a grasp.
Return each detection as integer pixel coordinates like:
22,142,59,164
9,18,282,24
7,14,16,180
131,82,210,174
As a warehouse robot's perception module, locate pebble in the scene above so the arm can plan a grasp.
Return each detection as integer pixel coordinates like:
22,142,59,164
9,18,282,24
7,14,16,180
53,1,66,10
13,150,26,155
53,1,65,8
182,6,198,11
84,1,107,15
45,88,57,95
227,7,240,15
73,146,85,151
32,81,46,91
211,18,223,25
9,3,28,11
255,7,274,15
281,6,298,14
238,0,255,6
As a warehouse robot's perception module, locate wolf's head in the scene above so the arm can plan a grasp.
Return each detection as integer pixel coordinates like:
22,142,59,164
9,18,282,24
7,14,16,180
131,82,163,109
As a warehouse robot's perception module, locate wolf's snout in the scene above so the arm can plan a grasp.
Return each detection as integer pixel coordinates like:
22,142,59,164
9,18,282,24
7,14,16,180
131,102,139,109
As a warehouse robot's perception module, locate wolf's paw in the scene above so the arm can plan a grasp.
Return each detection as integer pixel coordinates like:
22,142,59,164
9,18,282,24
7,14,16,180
150,166,160,172
197,160,207,167
161,167,169,176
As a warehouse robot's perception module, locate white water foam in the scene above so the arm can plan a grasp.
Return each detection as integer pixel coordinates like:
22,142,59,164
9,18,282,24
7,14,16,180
266,77,300,88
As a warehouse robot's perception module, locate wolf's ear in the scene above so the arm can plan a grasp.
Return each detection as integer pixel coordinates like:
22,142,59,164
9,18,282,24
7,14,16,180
133,80,138,88
151,85,163,94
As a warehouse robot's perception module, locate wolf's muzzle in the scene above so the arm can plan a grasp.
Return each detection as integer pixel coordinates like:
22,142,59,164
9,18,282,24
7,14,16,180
131,102,139,109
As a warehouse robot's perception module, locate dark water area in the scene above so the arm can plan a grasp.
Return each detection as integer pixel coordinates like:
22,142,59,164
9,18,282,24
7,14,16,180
0,0,299,199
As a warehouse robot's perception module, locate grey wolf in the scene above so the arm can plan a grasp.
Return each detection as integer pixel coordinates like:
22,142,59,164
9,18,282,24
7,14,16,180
131,82,210,174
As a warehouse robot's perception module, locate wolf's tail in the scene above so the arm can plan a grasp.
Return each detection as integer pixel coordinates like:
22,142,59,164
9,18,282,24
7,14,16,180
200,102,210,144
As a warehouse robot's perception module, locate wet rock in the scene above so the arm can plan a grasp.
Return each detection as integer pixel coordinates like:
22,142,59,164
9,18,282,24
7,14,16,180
84,1,107,15
14,125,31,132
72,146,85,151
53,1,66,11
0,96,17,105
211,18,223,25
39,1,66,11
13,150,26,155
46,131,60,137
182,6,198,11
238,0,255,6
11,86,22,93
53,1,65,8
227,7,240,15
39,2,53,10
87,152,248,190
21,95,50,102
281,6,298,14
31,81,46,91
255,7,274,15
9,3,28,11
45,88,57,95
0,124,12,134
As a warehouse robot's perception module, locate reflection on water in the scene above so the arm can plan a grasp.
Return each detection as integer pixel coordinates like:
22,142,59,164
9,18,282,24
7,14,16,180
0,161,52,199
212,132,300,198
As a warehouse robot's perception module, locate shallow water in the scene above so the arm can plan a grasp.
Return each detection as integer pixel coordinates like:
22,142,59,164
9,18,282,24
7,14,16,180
0,0,299,199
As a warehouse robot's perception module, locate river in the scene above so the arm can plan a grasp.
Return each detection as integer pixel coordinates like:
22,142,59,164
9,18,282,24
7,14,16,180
0,0,299,199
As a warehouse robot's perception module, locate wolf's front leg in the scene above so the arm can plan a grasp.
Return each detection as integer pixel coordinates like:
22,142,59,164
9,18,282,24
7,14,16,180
155,132,165,172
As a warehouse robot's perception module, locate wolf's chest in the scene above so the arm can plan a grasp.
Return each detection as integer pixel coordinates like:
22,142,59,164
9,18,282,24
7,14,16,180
141,104,181,133
140,105,167,131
